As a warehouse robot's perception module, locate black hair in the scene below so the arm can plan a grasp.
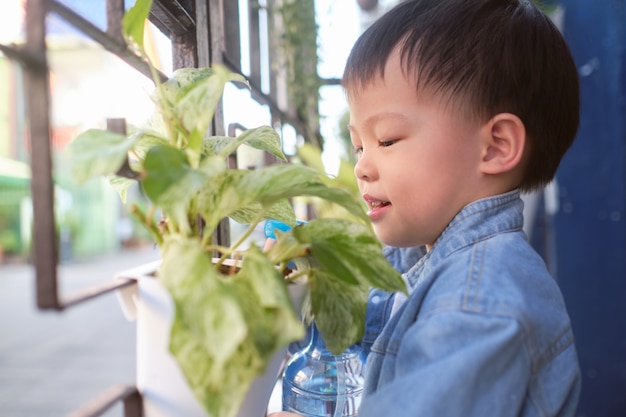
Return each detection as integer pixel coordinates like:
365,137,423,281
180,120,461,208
343,0,580,192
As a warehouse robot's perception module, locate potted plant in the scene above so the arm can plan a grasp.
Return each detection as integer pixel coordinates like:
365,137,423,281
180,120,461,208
66,1,406,416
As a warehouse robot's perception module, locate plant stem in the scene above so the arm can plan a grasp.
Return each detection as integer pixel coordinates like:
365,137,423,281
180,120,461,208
200,227,214,248
228,223,256,252
215,210,268,268
139,47,181,148
205,244,234,255
284,269,308,283
130,204,163,246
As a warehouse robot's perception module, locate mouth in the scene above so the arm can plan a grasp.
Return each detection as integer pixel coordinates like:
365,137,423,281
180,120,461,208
363,197,391,221
364,196,391,210
368,200,391,209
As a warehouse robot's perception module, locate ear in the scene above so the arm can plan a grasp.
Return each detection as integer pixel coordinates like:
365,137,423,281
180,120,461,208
479,113,526,175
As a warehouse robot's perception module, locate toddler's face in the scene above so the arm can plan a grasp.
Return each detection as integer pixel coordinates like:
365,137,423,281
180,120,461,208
348,50,486,248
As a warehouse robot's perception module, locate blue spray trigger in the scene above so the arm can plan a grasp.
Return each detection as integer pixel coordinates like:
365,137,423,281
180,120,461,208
264,219,306,239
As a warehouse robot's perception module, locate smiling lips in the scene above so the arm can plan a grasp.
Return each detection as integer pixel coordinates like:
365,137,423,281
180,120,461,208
364,196,391,219
369,200,390,208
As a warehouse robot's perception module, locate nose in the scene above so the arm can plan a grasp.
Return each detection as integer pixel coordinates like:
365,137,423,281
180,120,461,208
354,151,374,181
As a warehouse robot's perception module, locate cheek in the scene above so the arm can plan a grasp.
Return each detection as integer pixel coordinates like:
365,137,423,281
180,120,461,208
386,168,420,202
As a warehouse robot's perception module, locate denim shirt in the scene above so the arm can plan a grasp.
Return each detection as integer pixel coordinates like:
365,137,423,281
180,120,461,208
360,190,581,417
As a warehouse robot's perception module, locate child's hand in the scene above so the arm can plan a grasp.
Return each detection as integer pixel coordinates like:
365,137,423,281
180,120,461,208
263,219,306,251
263,237,276,251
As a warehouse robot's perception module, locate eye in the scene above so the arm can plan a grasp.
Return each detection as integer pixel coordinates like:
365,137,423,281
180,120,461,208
379,139,398,148
354,146,363,158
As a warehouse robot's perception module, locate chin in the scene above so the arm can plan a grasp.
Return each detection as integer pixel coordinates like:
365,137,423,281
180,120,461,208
374,231,404,248
375,229,424,248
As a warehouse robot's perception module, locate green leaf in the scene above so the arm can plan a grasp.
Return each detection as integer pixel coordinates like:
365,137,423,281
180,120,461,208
176,65,247,141
264,217,406,353
132,129,169,159
196,164,367,234
108,175,136,203
160,237,304,417
160,236,247,365
198,154,229,176
214,126,286,161
196,165,317,231
202,136,235,158
295,143,365,221
242,127,287,161
297,143,326,177
297,143,360,196
236,246,305,360
336,157,361,197
66,129,136,184
237,164,322,205
289,183,369,223
306,242,359,285
308,269,368,354
171,67,217,99
186,128,204,169
142,145,188,202
266,232,311,265
195,170,248,231
142,145,212,231
122,0,152,51
151,67,215,109
294,218,407,293
265,199,297,226
160,236,249,416
229,198,295,227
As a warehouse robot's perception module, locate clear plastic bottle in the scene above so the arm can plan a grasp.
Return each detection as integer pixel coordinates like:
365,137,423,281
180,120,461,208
282,322,364,417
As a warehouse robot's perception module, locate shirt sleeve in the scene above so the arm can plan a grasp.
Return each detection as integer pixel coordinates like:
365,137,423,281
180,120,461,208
359,309,531,417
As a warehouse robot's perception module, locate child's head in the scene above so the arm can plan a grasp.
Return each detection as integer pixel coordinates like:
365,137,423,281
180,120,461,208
343,0,579,193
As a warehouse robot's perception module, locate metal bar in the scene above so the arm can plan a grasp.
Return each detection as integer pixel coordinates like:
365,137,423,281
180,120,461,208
320,77,342,86
48,0,167,83
197,0,212,68
66,385,142,417
123,388,143,417
153,0,197,68
166,0,198,70
247,0,262,88
150,0,195,36
25,0,60,310
56,118,135,309
223,0,241,72
171,32,197,69
0,43,46,70
233,67,311,144
61,278,136,310
266,0,280,111
204,0,231,249
106,0,125,44
107,118,139,180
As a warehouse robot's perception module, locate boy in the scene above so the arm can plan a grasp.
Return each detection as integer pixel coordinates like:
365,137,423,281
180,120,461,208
271,0,580,416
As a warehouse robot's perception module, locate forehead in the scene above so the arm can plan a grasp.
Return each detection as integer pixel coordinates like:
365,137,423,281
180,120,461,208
346,56,484,139
347,46,453,106
347,49,481,127
347,48,449,113
345,46,407,96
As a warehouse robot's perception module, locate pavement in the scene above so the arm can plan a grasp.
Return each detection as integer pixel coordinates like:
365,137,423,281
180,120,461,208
0,245,161,417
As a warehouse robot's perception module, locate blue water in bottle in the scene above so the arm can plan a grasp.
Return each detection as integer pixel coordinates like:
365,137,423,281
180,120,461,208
282,322,364,417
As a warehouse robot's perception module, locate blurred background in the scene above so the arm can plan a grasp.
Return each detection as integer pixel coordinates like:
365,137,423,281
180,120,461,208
0,0,623,416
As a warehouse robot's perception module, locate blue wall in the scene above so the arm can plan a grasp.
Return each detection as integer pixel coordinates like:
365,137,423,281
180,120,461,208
554,1,626,416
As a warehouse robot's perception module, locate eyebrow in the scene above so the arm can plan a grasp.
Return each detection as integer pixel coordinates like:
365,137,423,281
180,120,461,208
348,112,410,133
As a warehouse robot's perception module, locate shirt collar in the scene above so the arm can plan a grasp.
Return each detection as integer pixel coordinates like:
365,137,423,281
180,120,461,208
405,189,524,289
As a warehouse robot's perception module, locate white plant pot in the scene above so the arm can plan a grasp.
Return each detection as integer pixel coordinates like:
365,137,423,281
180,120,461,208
115,260,306,417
